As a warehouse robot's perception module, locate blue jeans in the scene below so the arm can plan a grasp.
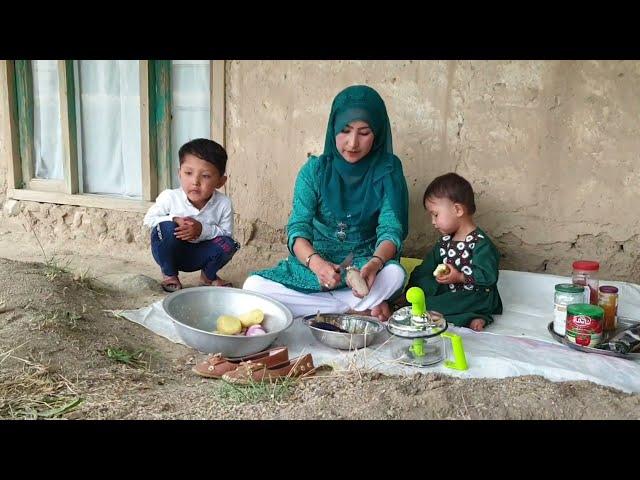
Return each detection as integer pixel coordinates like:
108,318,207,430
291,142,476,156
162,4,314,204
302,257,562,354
150,221,240,281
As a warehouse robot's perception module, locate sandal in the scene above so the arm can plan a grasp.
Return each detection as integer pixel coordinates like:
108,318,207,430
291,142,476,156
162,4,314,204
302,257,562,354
192,347,288,379
161,277,182,293
222,353,316,385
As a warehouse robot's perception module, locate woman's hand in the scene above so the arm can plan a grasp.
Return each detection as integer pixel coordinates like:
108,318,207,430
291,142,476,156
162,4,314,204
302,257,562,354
435,264,465,284
348,260,380,298
309,256,341,290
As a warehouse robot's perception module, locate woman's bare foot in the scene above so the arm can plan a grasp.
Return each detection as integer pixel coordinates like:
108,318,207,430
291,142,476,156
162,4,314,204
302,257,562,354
371,301,392,322
469,318,486,331
200,272,233,287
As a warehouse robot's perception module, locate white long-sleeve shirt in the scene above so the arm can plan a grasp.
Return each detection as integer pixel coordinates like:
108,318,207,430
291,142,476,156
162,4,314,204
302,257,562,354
143,188,234,243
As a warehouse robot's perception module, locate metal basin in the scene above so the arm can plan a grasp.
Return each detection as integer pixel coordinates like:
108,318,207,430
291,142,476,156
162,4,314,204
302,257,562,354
302,313,384,350
162,286,293,357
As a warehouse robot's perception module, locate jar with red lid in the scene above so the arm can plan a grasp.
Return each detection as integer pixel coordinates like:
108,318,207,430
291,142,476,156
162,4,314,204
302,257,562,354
572,260,600,304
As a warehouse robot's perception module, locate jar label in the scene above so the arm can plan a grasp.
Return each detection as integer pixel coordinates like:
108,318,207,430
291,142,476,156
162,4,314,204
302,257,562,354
553,304,567,335
566,313,603,347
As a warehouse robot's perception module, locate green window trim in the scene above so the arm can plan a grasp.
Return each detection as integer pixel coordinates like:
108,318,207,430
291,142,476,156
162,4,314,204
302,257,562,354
148,60,172,193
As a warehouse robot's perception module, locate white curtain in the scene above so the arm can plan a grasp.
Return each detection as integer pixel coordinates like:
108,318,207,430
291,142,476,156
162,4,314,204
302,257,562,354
75,60,142,198
171,60,211,187
32,60,64,180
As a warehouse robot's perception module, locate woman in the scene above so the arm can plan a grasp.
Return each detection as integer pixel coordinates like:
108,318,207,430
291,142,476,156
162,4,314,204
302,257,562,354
243,85,409,320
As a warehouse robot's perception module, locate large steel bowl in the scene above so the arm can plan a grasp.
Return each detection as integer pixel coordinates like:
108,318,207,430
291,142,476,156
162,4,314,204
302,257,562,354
302,313,384,350
162,286,293,357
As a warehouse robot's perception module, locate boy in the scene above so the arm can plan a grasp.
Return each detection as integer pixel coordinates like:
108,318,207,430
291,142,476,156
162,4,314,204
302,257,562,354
143,138,239,292
372,172,502,330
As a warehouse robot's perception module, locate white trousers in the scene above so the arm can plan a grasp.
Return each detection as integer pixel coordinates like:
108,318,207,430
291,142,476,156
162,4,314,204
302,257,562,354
243,264,405,318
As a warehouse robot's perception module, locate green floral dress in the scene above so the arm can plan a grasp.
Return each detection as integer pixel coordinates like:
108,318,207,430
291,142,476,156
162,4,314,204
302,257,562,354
253,156,406,293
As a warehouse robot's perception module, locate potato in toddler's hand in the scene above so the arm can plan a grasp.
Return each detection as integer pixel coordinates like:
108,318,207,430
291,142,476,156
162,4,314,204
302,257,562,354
433,263,450,277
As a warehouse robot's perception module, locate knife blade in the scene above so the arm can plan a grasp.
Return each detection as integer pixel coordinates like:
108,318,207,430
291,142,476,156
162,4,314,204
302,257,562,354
338,251,354,272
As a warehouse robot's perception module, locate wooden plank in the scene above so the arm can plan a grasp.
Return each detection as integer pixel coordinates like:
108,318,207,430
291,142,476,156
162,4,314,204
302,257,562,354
151,60,172,191
8,188,153,213
139,60,157,201
1,60,22,189
14,60,34,185
210,60,225,148
59,60,79,194
27,178,66,192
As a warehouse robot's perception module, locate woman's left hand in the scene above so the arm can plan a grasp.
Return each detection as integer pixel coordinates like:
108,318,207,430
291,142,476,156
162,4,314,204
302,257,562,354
349,260,380,299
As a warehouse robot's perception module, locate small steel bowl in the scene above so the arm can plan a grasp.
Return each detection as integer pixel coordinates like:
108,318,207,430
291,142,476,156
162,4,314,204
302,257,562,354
302,313,384,350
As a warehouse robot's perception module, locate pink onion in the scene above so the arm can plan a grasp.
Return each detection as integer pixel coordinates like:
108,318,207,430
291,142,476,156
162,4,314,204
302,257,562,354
245,325,266,336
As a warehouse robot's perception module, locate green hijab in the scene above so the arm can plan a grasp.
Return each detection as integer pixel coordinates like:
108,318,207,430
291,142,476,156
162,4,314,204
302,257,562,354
320,85,409,239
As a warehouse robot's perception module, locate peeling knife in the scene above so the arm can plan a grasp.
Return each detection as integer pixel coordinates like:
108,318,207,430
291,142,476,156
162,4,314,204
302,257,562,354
337,251,354,272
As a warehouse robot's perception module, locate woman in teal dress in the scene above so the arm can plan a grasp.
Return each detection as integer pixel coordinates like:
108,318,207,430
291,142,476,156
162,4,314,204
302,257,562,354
243,85,409,320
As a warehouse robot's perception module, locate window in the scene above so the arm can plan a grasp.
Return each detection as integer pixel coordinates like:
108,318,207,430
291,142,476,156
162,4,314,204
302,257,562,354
170,60,211,188
32,60,64,180
75,60,143,198
2,60,225,212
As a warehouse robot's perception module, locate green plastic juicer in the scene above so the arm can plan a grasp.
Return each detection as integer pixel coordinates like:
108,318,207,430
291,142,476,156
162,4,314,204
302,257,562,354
386,287,468,370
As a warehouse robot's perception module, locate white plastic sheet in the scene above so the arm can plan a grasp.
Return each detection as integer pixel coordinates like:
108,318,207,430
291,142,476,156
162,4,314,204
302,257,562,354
121,270,640,393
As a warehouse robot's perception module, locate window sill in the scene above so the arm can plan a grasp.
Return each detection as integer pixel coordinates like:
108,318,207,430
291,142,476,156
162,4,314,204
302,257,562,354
8,188,153,213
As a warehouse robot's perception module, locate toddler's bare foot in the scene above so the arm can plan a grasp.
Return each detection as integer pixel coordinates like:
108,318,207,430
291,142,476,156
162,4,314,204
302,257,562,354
371,301,392,322
469,318,486,331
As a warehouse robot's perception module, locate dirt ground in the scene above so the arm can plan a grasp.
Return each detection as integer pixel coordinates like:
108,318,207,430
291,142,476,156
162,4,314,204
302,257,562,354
1,229,640,420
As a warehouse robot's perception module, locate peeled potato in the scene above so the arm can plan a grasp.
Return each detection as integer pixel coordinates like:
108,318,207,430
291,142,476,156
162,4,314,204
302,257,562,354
347,268,369,296
216,315,242,335
238,309,264,328
433,264,450,277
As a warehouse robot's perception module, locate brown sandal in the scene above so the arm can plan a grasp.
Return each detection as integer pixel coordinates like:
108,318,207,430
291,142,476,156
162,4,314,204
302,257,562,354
222,353,315,385
161,277,182,293
192,347,288,379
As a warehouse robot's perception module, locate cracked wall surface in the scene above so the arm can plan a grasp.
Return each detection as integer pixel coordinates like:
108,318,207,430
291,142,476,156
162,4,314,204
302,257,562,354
2,60,640,282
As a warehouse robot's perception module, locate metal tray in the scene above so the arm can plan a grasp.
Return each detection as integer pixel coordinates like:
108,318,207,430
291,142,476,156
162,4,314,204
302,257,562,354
547,318,640,360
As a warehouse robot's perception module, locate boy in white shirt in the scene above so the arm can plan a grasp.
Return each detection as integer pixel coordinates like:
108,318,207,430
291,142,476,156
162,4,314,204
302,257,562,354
143,138,239,292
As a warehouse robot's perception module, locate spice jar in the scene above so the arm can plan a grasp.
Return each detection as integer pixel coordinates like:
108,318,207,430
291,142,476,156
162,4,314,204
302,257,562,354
554,283,585,335
598,285,619,332
572,260,600,304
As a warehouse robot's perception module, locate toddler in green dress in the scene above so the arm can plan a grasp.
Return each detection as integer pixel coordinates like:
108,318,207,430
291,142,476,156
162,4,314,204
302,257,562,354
372,172,503,330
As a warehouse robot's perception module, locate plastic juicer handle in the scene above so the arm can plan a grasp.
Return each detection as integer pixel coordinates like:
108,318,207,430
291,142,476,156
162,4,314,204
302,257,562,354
442,331,468,370
406,287,426,317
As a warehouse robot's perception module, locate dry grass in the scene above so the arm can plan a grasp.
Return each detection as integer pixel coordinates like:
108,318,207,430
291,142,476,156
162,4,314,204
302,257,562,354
0,346,83,419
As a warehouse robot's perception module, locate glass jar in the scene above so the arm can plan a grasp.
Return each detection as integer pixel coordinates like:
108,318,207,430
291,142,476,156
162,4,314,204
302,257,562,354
553,283,585,335
572,260,600,304
598,285,619,332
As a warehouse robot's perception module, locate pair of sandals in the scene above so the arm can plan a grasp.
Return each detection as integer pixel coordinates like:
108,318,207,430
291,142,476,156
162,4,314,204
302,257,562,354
192,347,316,385
161,277,234,293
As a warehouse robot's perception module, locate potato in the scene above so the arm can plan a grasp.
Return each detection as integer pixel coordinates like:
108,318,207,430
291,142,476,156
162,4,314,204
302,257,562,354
347,268,369,296
216,315,242,335
238,309,264,328
433,264,450,277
